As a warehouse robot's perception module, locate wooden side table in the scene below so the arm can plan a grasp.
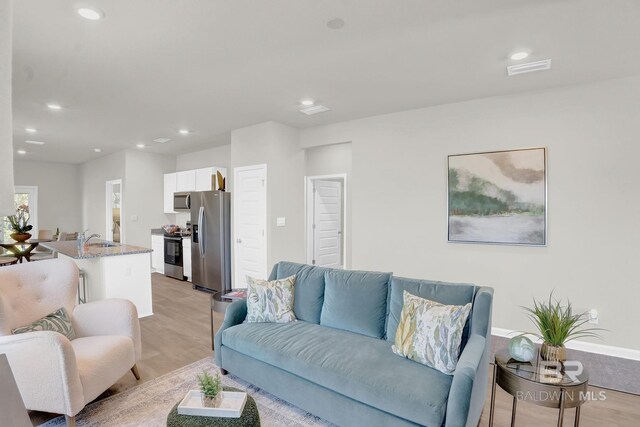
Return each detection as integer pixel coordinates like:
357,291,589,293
489,351,589,427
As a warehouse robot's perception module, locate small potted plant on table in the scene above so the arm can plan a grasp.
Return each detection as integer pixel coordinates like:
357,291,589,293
197,370,223,408
7,204,33,242
524,292,601,362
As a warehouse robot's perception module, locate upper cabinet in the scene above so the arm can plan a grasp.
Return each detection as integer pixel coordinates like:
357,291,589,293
176,170,196,192
164,173,177,213
195,167,215,191
164,167,228,213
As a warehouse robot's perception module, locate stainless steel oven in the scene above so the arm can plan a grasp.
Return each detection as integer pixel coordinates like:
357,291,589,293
164,235,185,280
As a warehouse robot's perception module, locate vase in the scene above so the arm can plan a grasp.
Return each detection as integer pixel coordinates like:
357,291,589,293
540,342,567,362
201,393,223,408
10,233,31,242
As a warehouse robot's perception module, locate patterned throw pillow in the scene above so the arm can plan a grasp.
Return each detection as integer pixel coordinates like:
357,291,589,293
11,307,76,341
392,291,471,375
246,275,297,323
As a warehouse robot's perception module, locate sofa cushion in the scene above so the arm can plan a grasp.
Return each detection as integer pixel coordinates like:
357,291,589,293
269,262,329,324
320,270,391,339
246,275,297,323
222,321,451,426
386,276,477,345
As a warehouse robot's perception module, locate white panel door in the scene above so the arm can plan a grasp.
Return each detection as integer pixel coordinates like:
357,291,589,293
234,165,267,288
313,181,342,268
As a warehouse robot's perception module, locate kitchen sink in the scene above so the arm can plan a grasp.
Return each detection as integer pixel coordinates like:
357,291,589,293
88,242,119,248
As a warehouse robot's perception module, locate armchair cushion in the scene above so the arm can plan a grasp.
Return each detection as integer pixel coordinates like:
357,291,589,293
11,307,76,340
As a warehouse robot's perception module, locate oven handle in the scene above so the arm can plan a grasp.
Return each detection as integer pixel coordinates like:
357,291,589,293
198,206,205,257
164,236,182,241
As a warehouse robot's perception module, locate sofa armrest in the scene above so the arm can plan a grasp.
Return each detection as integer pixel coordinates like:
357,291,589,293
72,298,141,361
214,299,247,367
0,331,85,416
446,334,487,427
470,286,493,337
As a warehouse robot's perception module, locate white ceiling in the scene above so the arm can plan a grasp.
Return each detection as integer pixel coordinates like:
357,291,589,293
12,0,640,163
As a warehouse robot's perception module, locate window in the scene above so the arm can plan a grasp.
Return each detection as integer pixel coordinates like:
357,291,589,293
2,186,38,241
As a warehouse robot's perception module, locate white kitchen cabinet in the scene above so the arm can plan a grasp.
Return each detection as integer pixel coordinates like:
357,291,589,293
176,170,196,192
163,173,177,213
182,238,192,281
151,234,164,274
195,167,214,191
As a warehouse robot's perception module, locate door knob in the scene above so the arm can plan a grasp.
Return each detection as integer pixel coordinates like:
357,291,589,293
236,238,242,244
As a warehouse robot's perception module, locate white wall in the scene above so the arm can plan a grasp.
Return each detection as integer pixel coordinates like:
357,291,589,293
300,75,640,350
81,151,126,239
124,150,176,247
0,0,14,215
14,160,82,233
231,121,306,268
176,144,231,172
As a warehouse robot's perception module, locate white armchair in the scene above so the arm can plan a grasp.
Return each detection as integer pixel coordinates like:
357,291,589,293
0,258,141,426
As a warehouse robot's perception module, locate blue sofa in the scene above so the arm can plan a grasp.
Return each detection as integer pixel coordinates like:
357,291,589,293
214,262,493,427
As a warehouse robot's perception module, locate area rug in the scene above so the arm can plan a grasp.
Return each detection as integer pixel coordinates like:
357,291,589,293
40,357,335,427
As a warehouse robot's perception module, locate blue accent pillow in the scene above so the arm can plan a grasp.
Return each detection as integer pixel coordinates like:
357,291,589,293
320,269,392,339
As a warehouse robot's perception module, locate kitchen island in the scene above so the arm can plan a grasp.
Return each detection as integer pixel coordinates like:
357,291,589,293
41,240,153,318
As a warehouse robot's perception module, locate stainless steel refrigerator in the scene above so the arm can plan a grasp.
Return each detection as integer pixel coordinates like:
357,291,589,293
190,190,232,296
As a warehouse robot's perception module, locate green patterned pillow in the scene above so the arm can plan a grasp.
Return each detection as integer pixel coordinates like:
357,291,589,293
11,307,76,341
246,275,297,323
392,290,471,375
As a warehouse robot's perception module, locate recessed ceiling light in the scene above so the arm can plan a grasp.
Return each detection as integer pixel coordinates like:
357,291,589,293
300,99,315,107
510,51,530,61
77,7,104,20
25,127,37,133
327,18,345,30
47,103,62,110
17,150,26,155
179,129,190,135
94,148,102,153
136,143,146,149
25,140,45,145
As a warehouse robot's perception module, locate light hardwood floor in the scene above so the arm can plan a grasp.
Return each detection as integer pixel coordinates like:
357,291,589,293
31,273,639,426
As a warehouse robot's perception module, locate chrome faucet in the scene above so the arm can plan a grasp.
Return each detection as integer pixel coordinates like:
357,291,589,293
85,233,101,244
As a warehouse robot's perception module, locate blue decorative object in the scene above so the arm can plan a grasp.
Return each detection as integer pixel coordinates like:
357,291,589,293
508,335,536,362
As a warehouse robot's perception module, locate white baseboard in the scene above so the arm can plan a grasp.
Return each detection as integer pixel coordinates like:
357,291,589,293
492,327,640,362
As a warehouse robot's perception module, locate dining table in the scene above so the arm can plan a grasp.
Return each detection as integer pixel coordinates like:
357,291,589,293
0,239,53,263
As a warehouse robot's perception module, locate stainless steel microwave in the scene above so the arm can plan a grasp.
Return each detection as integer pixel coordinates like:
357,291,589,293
173,192,191,211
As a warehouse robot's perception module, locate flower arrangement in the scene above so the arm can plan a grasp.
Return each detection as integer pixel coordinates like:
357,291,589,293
7,204,33,235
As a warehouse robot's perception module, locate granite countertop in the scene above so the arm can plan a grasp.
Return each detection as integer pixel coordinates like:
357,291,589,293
41,240,153,260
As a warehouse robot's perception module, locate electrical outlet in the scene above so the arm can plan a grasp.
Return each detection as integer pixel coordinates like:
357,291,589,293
588,309,599,325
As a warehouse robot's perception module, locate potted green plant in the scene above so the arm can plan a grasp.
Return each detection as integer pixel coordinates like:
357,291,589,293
6,204,33,242
524,292,601,362
197,370,223,408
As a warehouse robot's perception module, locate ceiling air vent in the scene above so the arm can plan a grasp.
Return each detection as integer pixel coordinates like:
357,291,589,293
299,105,331,115
507,59,552,76
153,138,171,144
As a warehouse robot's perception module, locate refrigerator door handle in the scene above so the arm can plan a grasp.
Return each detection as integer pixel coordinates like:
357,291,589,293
198,206,205,256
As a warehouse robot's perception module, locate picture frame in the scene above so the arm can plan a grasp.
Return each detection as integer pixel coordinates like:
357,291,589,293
447,147,547,246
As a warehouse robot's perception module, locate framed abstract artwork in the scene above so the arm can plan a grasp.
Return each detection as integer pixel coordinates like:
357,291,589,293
447,147,547,246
